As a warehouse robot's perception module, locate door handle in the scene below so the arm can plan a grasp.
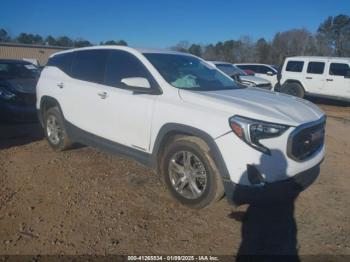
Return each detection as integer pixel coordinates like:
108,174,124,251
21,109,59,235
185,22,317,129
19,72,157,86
326,79,333,82
305,77,312,79
57,82,64,88
97,91,108,99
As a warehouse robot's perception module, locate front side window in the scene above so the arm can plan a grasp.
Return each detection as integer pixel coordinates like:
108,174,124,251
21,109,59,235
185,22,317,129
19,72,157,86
0,62,39,80
71,50,109,83
257,65,273,74
144,53,240,91
329,63,350,77
286,61,304,72
104,50,150,87
307,62,325,74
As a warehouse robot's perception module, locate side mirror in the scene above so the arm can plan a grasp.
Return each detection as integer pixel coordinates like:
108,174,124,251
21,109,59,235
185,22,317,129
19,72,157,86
266,71,275,76
120,77,159,94
121,77,151,89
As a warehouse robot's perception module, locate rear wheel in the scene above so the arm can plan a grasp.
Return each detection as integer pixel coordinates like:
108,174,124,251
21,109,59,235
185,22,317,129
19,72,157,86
160,136,224,209
44,107,72,151
282,82,305,98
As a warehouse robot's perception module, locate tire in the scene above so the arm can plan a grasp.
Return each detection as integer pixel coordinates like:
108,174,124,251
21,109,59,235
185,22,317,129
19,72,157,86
282,82,305,98
160,136,224,209
44,106,72,151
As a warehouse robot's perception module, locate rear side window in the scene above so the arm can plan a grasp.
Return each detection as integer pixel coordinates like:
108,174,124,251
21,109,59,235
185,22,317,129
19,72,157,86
104,50,150,87
329,63,350,76
47,53,74,75
307,62,325,74
71,50,109,84
286,61,304,72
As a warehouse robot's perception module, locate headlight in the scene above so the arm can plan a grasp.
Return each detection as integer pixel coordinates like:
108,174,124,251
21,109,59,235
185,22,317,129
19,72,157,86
229,115,289,154
0,86,16,100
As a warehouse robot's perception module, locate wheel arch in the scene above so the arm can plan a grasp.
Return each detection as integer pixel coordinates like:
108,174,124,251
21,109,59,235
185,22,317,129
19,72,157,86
283,79,306,92
38,96,64,127
151,123,231,181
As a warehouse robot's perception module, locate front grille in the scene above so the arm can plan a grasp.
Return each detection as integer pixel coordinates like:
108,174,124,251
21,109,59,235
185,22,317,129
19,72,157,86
287,117,326,161
256,83,272,90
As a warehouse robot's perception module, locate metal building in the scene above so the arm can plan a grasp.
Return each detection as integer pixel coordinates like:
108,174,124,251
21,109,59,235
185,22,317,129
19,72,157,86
0,42,68,66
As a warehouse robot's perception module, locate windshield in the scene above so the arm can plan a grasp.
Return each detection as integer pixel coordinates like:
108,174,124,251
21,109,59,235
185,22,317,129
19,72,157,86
0,62,39,80
144,53,240,91
216,64,247,76
271,65,279,71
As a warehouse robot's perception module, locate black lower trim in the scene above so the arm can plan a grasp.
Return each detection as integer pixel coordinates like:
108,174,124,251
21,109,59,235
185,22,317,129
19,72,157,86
65,120,153,167
224,163,321,206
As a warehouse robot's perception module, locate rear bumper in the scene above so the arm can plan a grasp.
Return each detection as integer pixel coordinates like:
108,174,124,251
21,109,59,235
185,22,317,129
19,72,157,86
0,102,37,122
224,162,321,206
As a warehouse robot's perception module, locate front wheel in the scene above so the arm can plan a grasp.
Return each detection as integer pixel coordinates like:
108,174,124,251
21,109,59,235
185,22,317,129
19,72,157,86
160,136,224,209
282,82,305,98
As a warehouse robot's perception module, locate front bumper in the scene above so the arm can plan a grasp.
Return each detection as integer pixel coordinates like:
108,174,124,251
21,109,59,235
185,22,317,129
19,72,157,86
223,162,321,206
0,102,37,122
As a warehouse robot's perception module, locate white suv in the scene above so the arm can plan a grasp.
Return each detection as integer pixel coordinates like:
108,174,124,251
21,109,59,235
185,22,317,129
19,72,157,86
36,46,326,208
278,56,350,102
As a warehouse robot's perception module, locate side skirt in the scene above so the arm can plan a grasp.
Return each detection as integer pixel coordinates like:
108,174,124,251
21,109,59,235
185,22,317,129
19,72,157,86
64,120,154,168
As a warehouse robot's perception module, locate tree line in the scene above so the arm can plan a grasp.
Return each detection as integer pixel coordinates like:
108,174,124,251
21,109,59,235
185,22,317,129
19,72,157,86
172,14,350,65
0,30,127,48
0,14,349,65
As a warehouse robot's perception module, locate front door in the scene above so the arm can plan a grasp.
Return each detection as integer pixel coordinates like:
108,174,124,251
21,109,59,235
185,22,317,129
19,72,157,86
92,50,158,152
304,61,326,95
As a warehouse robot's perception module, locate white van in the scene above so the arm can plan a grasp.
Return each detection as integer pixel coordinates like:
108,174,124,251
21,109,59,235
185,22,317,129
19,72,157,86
278,56,350,102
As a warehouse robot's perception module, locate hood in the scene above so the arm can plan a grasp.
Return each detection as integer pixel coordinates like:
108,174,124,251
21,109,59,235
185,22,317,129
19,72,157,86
179,88,324,126
240,75,270,85
0,78,37,94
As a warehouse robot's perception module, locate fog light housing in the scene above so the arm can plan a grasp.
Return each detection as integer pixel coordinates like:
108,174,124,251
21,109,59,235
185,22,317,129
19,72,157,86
247,164,265,186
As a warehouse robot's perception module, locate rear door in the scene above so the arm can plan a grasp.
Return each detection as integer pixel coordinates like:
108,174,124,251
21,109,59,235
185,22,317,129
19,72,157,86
304,60,326,95
61,49,110,135
323,61,350,99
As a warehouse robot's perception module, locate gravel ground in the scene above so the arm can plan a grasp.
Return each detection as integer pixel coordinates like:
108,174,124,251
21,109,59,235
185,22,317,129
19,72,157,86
0,100,349,258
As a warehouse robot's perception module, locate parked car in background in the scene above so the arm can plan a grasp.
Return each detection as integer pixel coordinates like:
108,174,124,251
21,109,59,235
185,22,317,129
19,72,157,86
235,63,278,88
243,69,255,76
209,61,272,90
0,59,40,122
277,56,350,102
37,46,325,208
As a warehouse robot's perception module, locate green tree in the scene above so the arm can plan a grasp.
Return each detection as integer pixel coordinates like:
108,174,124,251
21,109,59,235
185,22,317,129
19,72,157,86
101,40,128,46
317,14,350,56
188,44,202,56
255,38,271,64
45,35,57,46
0,28,11,42
55,36,74,47
171,41,190,52
74,38,92,47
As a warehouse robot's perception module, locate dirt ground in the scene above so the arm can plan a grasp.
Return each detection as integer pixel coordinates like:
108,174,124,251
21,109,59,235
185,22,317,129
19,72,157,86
0,98,349,257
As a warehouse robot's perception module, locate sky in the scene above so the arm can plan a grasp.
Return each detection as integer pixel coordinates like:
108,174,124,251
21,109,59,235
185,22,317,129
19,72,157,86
1,0,349,48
